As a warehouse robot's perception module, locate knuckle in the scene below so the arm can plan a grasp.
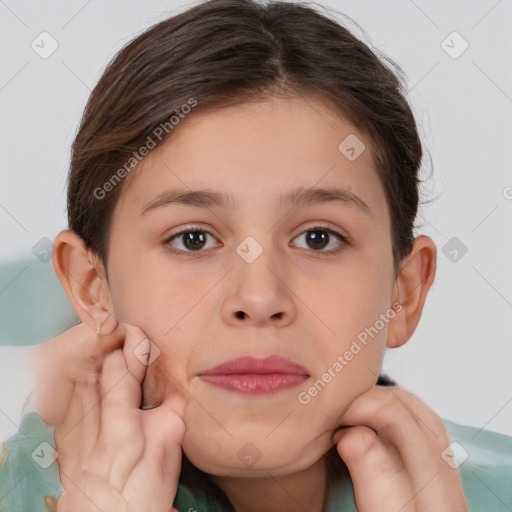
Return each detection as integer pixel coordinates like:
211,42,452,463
372,397,412,432
102,413,143,445
153,410,186,445
341,426,378,456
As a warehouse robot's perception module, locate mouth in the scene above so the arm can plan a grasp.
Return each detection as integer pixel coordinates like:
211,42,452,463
199,355,309,395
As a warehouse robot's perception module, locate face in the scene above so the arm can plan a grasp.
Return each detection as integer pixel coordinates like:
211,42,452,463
105,95,396,477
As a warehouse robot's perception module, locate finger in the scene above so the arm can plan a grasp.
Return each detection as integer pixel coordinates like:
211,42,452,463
103,407,145,491
74,379,102,463
123,405,186,512
88,349,144,486
56,326,131,479
119,323,153,386
336,386,450,494
90,325,154,488
336,426,414,512
55,376,103,474
104,362,186,492
70,322,126,378
100,345,142,410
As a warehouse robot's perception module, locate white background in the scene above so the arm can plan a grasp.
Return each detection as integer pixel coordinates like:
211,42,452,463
1,0,511,436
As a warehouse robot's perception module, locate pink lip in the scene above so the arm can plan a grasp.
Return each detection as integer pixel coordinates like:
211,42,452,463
199,355,309,395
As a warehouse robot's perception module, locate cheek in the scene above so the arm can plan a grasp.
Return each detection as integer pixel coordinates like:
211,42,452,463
300,265,390,404
307,264,391,345
109,251,203,334
296,325,386,433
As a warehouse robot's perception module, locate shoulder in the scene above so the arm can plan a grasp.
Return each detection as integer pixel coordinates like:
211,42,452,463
441,417,512,512
0,411,63,511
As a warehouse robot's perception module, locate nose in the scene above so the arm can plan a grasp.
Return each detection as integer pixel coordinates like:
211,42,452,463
221,256,297,328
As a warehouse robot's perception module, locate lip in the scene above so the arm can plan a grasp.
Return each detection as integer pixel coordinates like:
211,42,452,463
201,355,309,375
199,355,309,395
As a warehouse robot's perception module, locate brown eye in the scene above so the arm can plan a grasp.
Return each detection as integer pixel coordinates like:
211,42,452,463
181,231,207,250
304,230,329,250
292,227,346,254
165,229,218,253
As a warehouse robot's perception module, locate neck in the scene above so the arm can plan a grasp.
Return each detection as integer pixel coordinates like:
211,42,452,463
211,455,329,512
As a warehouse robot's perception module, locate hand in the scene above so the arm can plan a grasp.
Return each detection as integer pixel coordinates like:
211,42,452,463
37,322,185,512
331,385,469,512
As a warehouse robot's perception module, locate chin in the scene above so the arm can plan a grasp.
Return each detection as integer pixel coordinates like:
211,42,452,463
182,430,331,477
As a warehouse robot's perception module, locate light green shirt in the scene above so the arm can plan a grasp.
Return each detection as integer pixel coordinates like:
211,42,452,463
1,412,511,511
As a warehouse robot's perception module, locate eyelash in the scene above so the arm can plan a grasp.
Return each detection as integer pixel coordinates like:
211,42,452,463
162,224,349,258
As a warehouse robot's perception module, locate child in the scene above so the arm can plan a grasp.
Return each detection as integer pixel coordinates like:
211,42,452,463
1,1,510,511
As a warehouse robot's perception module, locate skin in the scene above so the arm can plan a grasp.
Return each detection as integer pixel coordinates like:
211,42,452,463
37,94,468,511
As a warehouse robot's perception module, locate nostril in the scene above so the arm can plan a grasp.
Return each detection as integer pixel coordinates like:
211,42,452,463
235,311,246,320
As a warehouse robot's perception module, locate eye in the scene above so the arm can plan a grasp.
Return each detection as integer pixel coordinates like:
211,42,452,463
291,226,347,254
163,224,348,257
163,228,219,255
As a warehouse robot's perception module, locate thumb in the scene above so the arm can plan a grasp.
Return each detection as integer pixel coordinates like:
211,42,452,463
119,323,155,385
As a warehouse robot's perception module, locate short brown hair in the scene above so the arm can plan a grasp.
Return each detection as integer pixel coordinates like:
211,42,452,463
67,0,429,277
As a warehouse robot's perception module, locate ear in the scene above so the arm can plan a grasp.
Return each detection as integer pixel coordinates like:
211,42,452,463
52,230,118,335
386,235,437,349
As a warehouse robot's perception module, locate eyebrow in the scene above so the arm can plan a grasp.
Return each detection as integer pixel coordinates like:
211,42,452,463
141,186,373,217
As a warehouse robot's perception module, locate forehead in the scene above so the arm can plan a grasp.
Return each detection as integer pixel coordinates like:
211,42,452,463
116,95,388,223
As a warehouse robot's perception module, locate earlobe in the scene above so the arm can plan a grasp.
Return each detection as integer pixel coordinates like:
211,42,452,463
386,235,437,349
52,230,118,335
